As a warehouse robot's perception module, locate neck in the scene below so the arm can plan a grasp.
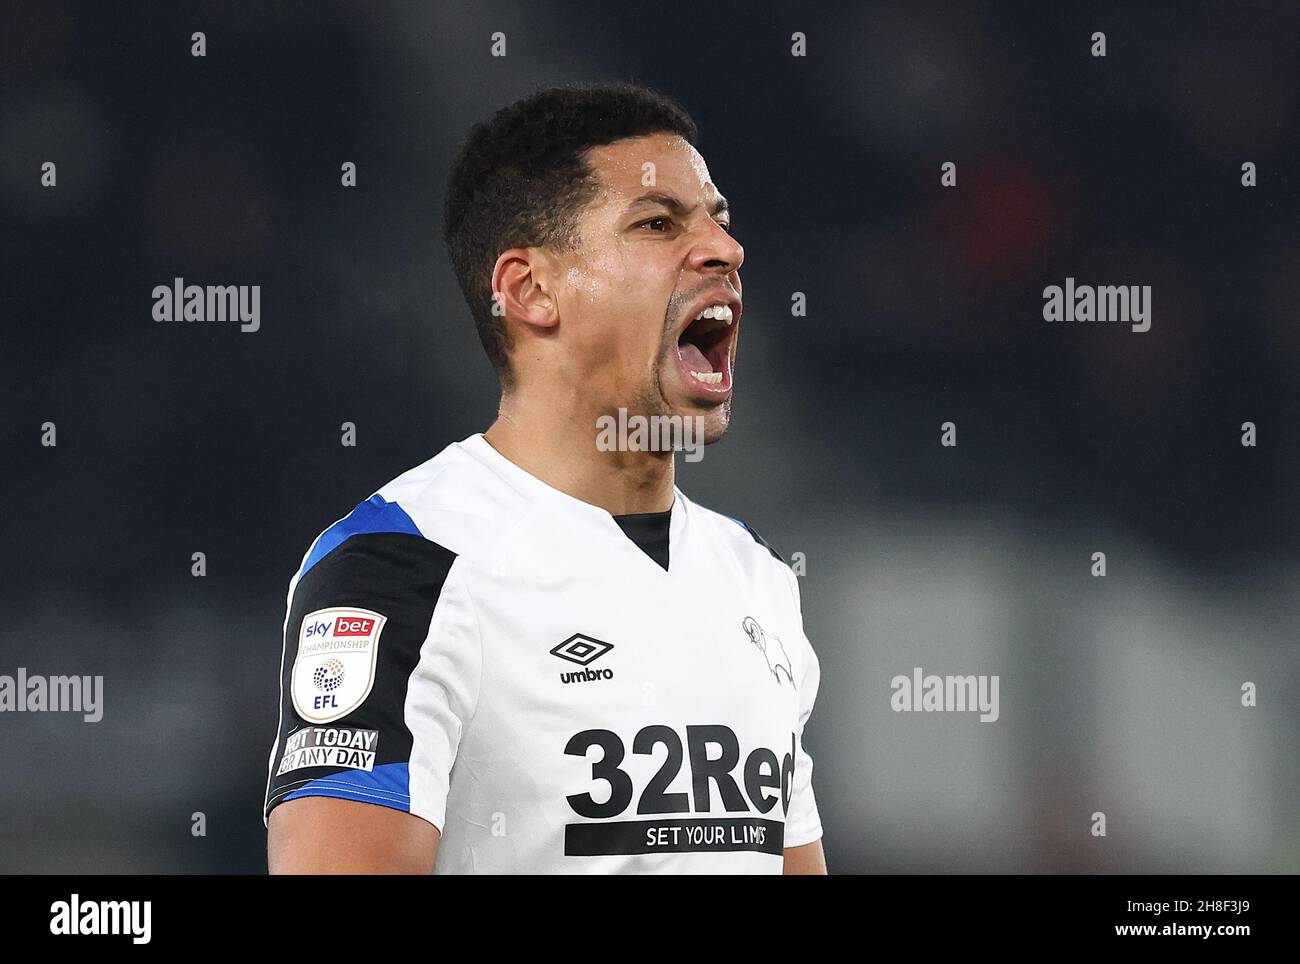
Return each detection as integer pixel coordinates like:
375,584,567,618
483,391,676,516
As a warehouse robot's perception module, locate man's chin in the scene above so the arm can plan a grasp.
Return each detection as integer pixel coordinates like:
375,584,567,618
652,367,735,447
700,406,732,445
669,397,732,446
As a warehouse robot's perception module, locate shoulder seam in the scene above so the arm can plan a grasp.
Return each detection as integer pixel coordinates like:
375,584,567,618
721,513,786,567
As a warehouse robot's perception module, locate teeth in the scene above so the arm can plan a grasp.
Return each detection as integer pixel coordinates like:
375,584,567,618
693,304,734,325
690,371,724,385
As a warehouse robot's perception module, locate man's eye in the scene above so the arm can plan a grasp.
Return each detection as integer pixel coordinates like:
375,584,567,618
639,217,673,232
717,221,732,233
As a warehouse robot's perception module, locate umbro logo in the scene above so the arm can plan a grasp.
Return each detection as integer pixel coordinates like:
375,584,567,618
552,634,615,684
551,634,614,665
742,617,794,685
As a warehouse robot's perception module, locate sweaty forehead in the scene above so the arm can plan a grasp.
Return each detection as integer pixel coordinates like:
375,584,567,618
584,133,716,205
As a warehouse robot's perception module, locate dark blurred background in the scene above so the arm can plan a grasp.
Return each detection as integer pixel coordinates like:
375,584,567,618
2,0,1297,873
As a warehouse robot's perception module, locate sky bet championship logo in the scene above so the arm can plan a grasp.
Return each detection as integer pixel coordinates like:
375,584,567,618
291,607,386,724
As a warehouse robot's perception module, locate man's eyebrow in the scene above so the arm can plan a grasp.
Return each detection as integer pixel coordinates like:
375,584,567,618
624,191,730,217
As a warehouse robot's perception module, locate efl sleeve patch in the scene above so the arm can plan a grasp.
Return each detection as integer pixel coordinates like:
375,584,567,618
265,530,462,823
291,607,387,724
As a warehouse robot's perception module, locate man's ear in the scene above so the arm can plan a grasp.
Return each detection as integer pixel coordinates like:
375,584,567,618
491,248,559,331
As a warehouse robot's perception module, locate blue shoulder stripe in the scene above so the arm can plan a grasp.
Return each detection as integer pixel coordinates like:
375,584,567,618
283,762,411,811
298,494,423,579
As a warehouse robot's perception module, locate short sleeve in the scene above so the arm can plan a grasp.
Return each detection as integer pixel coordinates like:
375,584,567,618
264,505,480,833
782,569,824,848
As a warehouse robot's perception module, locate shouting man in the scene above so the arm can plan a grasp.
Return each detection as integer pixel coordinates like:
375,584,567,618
265,82,826,874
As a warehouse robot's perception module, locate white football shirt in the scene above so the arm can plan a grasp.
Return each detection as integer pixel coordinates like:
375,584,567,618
265,433,823,873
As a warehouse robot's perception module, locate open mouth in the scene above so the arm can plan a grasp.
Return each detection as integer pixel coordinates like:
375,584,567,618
674,303,736,394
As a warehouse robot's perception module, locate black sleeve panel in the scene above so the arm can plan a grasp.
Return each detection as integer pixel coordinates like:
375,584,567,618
265,532,458,819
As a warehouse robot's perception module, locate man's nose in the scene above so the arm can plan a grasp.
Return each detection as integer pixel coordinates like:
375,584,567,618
688,219,744,275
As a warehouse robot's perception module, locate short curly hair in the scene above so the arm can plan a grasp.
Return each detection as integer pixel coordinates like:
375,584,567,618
442,82,700,387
